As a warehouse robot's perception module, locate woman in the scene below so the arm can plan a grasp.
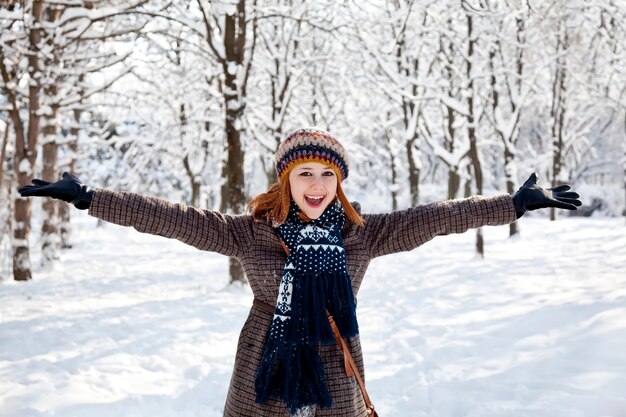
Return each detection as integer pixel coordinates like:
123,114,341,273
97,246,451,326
19,128,581,416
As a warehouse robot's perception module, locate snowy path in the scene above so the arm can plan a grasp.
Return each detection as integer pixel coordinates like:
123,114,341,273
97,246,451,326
1,213,625,417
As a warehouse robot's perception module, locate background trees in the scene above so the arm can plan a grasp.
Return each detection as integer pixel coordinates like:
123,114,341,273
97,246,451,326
1,1,150,280
2,0,624,282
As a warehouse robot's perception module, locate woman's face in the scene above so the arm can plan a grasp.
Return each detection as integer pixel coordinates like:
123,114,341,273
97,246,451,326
288,162,338,220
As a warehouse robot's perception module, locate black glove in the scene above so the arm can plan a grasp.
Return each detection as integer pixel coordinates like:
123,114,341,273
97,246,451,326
18,172,94,210
512,173,581,218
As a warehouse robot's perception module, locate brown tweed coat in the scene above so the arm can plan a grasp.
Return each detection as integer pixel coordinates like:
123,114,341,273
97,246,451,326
88,189,516,416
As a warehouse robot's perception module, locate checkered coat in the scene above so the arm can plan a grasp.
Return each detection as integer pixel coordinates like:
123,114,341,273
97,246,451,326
89,190,516,416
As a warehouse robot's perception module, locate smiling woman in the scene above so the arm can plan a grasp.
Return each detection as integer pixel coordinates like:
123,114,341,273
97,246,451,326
289,163,337,217
17,127,581,417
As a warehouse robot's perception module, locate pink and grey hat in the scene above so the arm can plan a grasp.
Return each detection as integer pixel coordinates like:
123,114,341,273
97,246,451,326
275,128,349,181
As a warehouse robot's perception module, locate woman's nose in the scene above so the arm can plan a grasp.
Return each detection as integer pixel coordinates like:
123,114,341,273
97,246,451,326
311,175,324,188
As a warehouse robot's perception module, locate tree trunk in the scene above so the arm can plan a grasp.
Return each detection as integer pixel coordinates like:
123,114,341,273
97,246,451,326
489,45,519,237
41,65,61,264
265,138,279,186
40,6,64,265
398,28,420,207
59,109,80,249
10,0,45,281
175,33,204,209
263,13,291,187
448,170,460,200
406,138,420,207
13,196,33,281
384,120,398,211
220,123,244,197
265,81,280,186
58,197,71,248
505,147,517,236
179,102,202,207
41,126,60,266
390,144,398,211
445,102,460,200
0,120,9,192
221,104,246,286
466,13,484,258
220,0,248,284
550,24,567,222
0,121,11,281
508,17,526,236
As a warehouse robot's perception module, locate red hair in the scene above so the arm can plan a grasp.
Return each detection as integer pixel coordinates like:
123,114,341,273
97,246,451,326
247,175,364,226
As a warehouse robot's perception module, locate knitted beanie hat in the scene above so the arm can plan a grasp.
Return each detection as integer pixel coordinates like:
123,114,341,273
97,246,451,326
275,128,349,181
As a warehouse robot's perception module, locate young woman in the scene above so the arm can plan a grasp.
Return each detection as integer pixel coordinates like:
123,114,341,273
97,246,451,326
19,128,581,417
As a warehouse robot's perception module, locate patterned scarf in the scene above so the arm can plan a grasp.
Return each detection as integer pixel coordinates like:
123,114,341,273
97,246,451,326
255,199,359,415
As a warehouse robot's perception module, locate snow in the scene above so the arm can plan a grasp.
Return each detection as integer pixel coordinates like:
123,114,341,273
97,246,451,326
35,105,53,117
440,94,470,117
494,106,519,142
1,212,625,417
87,7,121,21
0,9,21,21
212,3,238,16
18,159,32,176
12,238,28,247
58,6,89,25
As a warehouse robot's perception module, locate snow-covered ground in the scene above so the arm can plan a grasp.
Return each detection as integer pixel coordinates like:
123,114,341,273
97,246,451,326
1,211,625,417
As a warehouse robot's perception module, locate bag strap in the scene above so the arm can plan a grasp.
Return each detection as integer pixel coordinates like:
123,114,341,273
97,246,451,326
327,312,379,416
252,297,378,416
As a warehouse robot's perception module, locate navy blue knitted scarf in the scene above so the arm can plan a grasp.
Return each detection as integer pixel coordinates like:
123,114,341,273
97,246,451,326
254,200,359,415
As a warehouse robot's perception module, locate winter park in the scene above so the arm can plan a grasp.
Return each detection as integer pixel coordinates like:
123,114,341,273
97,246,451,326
1,1,626,417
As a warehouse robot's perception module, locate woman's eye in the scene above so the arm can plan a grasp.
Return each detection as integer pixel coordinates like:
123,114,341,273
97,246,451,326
298,171,333,177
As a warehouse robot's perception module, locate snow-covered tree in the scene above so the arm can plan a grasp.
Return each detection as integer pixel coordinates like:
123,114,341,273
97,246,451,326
1,0,148,279
354,0,433,207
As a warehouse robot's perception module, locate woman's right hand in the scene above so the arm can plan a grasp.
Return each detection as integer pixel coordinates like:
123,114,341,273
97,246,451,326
18,172,93,210
511,173,581,218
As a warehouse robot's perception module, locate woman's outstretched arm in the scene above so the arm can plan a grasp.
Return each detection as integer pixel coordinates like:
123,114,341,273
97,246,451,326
19,172,254,259
362,194,516,258
361,173,580,259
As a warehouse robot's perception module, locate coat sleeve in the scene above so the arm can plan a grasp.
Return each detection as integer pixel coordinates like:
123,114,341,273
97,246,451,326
88,189,254,259
361,194,516,259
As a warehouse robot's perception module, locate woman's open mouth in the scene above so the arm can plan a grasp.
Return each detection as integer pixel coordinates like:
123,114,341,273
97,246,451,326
305,195,325,208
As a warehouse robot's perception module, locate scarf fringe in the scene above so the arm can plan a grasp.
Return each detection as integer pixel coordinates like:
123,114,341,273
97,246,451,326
255,343,332,414
326,271,359,338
